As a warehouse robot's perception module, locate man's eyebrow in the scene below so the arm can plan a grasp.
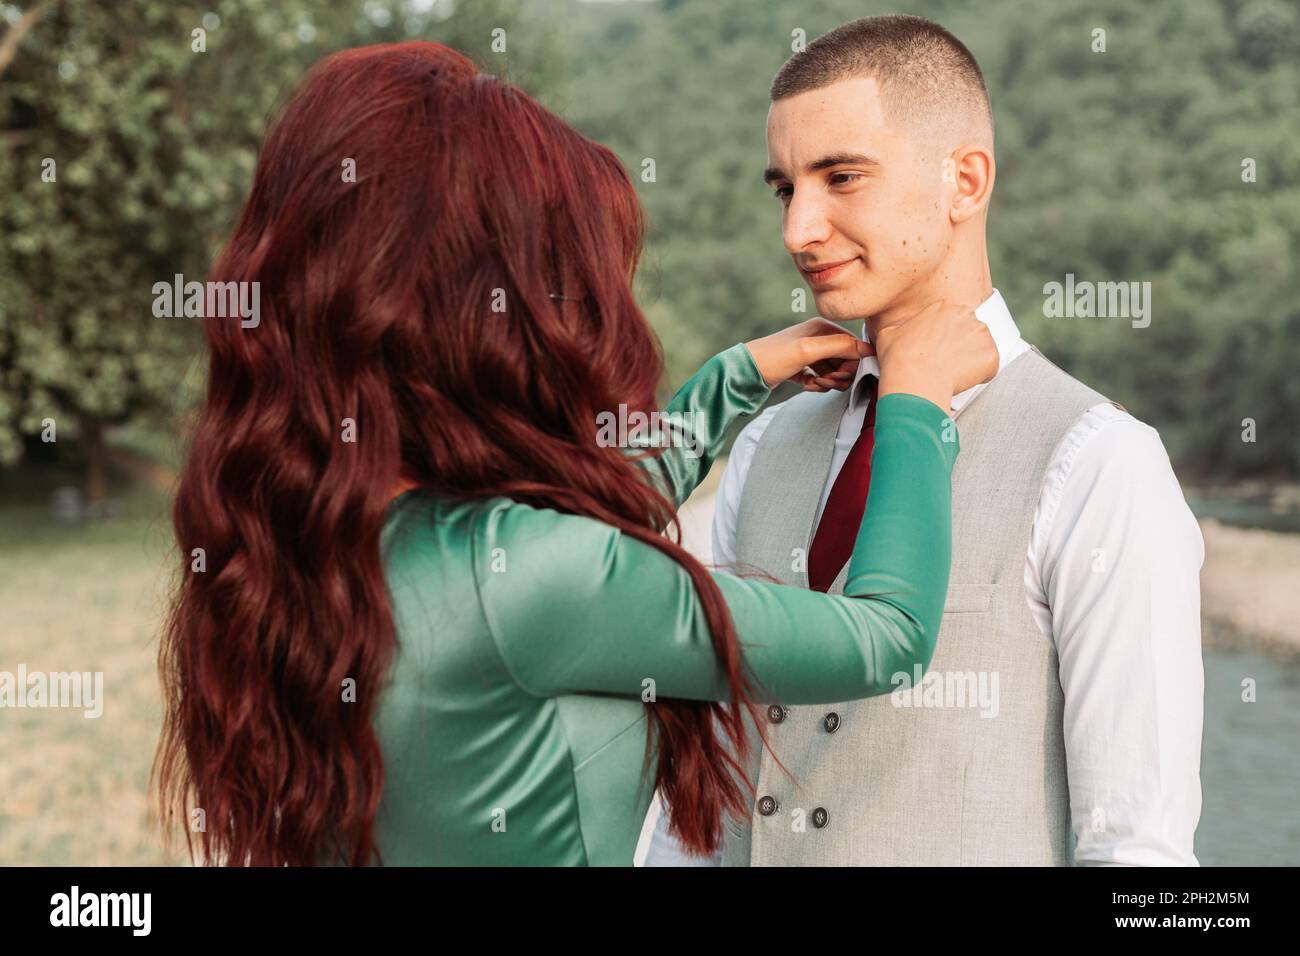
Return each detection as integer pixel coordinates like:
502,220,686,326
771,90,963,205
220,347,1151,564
763,152,881,185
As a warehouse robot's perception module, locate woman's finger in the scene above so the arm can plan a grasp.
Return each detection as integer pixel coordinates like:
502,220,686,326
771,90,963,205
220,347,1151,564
803,374,841,392
801,333,874,367
797,369,823,391
808,355,860,378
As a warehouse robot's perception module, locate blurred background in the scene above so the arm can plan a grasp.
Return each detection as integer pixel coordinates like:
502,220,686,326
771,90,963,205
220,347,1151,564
1,0,1297,865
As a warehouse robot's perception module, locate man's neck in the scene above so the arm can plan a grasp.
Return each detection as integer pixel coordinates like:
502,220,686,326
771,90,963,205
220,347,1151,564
865,249,993,341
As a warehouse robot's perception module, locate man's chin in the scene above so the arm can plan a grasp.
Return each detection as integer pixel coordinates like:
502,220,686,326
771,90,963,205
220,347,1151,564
812,291,880,324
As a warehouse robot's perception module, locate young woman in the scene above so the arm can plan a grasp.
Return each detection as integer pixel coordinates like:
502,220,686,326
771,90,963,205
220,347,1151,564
155,42,996,866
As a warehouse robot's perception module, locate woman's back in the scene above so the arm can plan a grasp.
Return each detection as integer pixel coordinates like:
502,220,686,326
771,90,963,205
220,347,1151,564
375,493,652,865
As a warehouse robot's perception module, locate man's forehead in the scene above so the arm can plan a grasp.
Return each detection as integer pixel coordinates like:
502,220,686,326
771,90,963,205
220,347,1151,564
765,77,896,172
767,79,892,156
767,75,889,129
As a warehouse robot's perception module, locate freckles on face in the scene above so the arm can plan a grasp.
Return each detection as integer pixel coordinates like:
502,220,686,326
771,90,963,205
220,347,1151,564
887,168,949,268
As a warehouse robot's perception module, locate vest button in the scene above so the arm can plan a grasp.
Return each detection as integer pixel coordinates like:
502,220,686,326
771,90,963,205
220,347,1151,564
823,712,840,734
757,795,779,816
811,807,829,829
767,704,788,724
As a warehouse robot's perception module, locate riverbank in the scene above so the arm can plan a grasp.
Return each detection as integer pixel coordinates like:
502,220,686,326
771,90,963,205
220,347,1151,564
1199,518,1300,659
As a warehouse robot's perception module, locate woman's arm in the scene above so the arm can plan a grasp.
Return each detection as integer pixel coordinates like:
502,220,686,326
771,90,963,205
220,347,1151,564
628,343,771,509
629,321,868,508
476,392,957,704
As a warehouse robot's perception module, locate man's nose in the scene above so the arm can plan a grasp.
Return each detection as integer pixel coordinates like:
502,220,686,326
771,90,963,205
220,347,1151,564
783,190,833,253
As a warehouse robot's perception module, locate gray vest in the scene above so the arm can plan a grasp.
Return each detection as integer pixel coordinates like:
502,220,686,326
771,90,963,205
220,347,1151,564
722,346,1114,866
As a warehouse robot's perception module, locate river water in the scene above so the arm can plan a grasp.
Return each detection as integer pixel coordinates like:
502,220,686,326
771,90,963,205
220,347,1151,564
1197,647,1300,865
1189,495,1300,864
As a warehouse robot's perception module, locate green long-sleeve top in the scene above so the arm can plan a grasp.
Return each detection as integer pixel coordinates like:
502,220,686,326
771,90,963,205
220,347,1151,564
372,343,958,865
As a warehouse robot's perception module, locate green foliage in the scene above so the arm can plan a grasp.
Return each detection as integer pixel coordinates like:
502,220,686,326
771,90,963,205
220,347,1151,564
550,0,1300,479
2,0,1295,481
0,0,556,471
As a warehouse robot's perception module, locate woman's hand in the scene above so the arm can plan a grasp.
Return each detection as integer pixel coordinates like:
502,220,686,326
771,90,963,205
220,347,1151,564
744,318,874,392
873,300,999,412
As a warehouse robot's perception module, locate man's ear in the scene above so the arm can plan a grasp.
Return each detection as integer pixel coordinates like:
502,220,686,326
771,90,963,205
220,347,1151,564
948,144,995,224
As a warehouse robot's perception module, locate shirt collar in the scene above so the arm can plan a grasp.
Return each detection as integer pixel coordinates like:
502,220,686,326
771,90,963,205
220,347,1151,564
847,287,1022,417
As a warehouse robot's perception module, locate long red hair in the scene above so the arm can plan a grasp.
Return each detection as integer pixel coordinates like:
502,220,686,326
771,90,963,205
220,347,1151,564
155,41,768,865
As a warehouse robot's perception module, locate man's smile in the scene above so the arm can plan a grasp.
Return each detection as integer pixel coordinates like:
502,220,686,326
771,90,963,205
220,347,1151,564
801,257,858,286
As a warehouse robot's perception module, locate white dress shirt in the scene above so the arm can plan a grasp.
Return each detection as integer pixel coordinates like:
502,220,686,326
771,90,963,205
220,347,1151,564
645,288,1205,866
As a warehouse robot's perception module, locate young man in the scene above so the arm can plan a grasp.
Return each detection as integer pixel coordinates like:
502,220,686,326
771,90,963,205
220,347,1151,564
647,14,1204,866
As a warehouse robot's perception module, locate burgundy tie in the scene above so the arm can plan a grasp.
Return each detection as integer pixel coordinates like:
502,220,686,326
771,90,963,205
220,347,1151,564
808,375,879,593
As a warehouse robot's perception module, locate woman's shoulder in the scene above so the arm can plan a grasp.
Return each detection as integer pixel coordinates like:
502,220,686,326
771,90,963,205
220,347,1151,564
468,497,631,595
383,491,626,587
385,495,647,673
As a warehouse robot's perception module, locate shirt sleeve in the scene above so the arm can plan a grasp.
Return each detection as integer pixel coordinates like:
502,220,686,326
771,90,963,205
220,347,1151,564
1029,405,1205,866
475,392,959,703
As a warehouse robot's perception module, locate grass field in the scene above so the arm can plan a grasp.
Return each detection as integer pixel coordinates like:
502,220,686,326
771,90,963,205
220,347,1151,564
0,471,188,866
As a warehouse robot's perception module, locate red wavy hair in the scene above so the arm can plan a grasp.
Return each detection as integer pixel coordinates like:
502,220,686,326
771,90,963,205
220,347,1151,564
155,41,769,865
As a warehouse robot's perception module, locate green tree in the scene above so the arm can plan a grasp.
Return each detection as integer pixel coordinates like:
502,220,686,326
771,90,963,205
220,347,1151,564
0,0,559,501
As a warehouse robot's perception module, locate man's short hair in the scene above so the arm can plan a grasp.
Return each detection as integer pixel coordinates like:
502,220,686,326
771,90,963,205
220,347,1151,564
771,15,994,151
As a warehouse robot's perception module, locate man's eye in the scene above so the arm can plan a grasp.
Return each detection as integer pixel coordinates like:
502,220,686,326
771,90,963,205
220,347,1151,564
830,172,863,186
772,185,793,201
